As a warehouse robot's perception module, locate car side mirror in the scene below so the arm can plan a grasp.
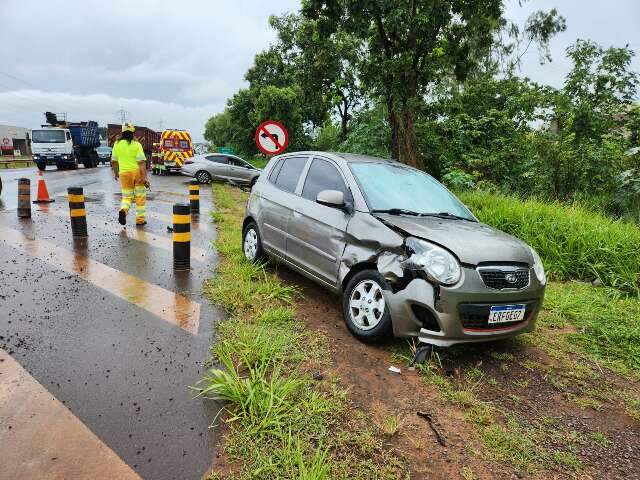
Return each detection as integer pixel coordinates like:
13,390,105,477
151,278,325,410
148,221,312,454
317,190,352,213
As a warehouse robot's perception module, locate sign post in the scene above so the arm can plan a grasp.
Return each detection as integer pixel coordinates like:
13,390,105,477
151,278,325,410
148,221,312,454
255,121,289,156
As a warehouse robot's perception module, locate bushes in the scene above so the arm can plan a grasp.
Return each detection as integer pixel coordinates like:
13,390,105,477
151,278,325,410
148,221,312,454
459,190,640,295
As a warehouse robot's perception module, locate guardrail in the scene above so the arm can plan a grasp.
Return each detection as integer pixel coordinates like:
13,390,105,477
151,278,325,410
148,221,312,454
0,158,34,169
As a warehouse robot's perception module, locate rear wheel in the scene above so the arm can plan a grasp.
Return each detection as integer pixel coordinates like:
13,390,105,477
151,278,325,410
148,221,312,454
342,270,393,342
196,170,212,184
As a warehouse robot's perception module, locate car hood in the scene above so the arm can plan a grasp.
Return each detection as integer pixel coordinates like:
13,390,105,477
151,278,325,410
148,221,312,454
375,214,533,265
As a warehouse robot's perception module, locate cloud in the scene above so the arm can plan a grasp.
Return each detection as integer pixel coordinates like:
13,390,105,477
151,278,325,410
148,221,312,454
0,89,216,141
0,0,300,139
0,0,638,142
504,0,640,90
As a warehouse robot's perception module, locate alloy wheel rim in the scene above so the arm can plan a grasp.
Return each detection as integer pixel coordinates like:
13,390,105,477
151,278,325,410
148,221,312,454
349,279,385,330
244,229,258,260
197,172,209,183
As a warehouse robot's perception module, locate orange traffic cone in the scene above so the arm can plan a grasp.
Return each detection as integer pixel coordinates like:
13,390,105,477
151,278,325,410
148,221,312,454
32,170,55,204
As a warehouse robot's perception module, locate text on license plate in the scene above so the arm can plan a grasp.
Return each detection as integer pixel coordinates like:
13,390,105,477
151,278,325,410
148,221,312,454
488,304,526,324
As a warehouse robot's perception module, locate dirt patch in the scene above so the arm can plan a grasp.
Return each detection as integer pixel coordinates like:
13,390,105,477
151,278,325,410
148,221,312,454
278,268,514,480
277,268,640,479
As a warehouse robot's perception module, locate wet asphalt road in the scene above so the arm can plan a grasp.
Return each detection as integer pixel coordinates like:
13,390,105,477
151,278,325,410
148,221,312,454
0,165,224,479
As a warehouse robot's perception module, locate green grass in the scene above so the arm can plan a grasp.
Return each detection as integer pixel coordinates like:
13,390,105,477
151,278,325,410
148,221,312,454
200,183,406,479
589,431,612,448
540,282,640,376
247,156,269,169
412,358,589,475
0,158,34,169
459,190,640,296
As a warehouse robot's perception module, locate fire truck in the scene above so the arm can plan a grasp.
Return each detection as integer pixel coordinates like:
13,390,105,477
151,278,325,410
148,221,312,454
159,129,193,173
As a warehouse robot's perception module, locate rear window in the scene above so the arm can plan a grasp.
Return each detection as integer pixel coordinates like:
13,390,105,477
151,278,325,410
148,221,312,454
273,157,307,193
178,140,189,149
164,139,173,147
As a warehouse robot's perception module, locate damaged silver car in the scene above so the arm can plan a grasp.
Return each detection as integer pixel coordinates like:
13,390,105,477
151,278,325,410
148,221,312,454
242,152,546,347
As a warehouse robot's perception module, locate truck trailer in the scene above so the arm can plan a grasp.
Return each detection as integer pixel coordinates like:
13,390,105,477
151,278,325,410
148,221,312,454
31,113,101,171
107,124,160,169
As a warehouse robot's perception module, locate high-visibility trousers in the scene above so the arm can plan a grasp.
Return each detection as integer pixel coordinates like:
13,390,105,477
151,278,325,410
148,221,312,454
119,170,146,224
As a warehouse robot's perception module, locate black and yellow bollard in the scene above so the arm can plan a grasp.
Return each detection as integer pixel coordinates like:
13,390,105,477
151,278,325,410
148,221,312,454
67,187,88,237
189,179,200,214
173,203,191,270
17,178,31,218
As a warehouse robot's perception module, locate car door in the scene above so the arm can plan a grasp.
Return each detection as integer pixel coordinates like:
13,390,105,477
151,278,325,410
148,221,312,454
204,155,229,180
286,157,353,288
258,156,309,257
228,157,256,183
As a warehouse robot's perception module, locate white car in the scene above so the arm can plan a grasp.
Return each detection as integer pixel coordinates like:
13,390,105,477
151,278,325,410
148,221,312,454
181,153,261,186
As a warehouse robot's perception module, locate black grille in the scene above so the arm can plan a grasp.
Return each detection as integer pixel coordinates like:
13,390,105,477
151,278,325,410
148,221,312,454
479,268,529,290
458,301,538,330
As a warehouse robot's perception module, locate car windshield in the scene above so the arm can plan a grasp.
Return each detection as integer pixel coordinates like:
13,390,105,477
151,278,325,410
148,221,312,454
350,162,475,220
32,130,65,143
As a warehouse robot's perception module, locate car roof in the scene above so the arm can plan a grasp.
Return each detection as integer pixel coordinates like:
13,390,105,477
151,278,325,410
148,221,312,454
276,151,397,164
329,152,396,164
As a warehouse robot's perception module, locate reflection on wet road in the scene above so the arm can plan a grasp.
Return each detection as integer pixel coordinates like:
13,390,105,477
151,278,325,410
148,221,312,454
0,166,223,479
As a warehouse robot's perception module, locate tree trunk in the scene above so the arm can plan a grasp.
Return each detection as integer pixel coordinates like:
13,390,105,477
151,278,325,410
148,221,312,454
339,97,349,142
386,95,399,159
397,104,422,170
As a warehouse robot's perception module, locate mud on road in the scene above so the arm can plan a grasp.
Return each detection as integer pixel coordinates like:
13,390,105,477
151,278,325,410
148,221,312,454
0,167,224,480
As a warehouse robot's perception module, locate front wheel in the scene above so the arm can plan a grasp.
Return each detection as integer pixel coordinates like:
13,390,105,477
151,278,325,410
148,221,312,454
242,221,266,263
196,170,212,184
342,270,393,342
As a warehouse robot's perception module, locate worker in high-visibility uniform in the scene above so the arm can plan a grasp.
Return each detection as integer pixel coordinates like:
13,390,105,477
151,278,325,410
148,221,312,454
111,123,149,226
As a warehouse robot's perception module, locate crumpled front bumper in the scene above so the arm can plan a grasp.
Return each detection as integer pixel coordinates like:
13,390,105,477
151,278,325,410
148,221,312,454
383,267,545,347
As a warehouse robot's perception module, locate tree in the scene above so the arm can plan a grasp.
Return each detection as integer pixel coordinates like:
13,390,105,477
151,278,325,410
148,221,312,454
304,0,503,175
269,13,364,140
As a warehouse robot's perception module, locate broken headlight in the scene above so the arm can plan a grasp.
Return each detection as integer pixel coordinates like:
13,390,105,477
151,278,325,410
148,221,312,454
529,246,546,284
403,237,461,286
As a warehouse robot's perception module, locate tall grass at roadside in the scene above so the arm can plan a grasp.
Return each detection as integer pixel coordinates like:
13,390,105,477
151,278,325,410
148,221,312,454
459,190,640,296
200,183,406,479
540,282,640,377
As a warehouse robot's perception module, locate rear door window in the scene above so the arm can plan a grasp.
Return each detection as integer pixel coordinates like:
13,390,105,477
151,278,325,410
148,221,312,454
205,155,228,164
268,159,284,183
302,158,352,203
273,157,308,193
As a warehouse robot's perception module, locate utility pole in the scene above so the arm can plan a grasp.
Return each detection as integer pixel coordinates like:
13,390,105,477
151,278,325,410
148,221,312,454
117,107,128,124
158,120,163,132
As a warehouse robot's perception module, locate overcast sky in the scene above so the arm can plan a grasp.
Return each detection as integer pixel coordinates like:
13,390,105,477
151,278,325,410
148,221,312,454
0,0,638,141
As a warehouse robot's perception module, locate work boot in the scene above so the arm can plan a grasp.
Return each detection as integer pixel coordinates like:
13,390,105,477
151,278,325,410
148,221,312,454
118,209,126,226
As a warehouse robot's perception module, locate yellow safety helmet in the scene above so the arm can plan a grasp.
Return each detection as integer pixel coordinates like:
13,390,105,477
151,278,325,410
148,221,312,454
122,122,135,133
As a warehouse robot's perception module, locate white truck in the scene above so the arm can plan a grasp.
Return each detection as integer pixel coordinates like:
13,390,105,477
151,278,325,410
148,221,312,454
31,113,100,171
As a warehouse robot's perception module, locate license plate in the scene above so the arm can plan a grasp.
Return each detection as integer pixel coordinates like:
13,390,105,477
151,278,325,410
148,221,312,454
488,304,526,324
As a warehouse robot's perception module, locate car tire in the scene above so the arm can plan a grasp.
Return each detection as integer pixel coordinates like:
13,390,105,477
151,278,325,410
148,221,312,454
342,270,393,342
196,170,212,184
37,162,46,171
242,221,266,263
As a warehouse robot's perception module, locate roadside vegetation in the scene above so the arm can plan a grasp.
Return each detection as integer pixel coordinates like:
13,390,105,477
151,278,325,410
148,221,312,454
460,190,640,295
200,184,407,479
201,2,639,477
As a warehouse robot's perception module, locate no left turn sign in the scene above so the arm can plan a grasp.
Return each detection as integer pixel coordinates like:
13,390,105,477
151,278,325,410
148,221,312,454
255,120,288,155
